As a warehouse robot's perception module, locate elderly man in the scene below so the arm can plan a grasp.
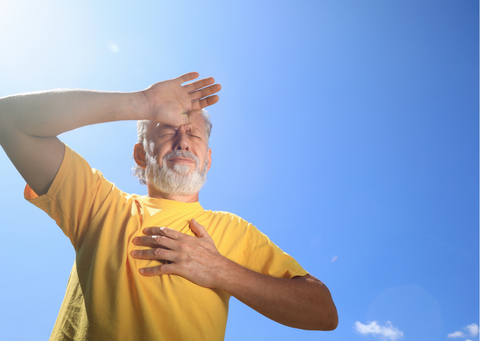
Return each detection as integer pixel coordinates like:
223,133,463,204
0,73,337,340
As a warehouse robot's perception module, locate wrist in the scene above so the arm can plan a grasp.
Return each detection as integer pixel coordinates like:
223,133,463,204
131,90,153,121
211,256,250,293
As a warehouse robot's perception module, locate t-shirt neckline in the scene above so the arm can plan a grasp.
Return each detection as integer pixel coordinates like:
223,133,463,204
139,196,204,212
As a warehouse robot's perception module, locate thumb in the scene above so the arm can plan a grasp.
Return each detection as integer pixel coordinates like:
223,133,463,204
189,219,209,238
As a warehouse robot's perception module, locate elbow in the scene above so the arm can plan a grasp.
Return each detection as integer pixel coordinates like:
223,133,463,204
323,311,338,331
314,300,338,331
326,300,339,331
316,306,338,331
292,274,338,331
317,287,339,331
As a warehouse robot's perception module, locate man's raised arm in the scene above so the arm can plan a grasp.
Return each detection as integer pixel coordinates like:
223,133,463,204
0,73,221,196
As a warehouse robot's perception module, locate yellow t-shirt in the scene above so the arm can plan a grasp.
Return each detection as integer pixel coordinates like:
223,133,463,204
25,145,308,341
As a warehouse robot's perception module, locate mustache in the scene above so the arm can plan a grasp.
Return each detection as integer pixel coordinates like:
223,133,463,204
162,150,200,167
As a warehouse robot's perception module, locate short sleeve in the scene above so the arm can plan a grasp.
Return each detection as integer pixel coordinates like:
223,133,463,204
24,144,115,250
240,224,309,279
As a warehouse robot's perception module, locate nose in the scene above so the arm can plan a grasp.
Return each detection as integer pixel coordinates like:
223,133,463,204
172,130,190,151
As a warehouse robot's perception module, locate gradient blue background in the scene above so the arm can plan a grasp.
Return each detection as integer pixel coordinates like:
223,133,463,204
0,1,477,340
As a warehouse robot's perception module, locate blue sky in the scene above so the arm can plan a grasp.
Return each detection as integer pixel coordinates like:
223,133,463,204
0,1,478,340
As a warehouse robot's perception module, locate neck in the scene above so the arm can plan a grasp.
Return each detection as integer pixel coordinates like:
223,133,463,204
147,185,200,203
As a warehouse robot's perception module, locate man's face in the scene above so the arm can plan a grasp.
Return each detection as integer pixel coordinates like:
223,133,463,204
143,115,211,196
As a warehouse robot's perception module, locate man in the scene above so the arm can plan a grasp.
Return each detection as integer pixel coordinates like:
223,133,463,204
0,72,337,340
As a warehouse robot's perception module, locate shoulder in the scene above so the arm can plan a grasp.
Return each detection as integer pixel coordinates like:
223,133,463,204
206,210,246,222
201,210,254,230
199,209,267,240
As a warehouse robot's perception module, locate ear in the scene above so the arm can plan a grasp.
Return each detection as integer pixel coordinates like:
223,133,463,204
206,148,212,173
134,143,147,169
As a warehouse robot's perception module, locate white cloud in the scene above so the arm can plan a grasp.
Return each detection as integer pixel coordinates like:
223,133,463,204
448,323,479,338
354,321,404,341
448,331,465,338
466,323,479,337
331,255,338,262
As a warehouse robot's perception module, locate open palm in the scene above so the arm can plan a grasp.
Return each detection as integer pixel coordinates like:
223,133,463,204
142,72,221,126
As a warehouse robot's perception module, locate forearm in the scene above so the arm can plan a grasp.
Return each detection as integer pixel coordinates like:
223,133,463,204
0,90,148,137
216,259,338,330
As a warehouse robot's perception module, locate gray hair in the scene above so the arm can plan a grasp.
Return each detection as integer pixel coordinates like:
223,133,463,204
132,109,212,185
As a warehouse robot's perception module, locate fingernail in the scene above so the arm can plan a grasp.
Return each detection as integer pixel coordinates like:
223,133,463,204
131,250,138,256
139,269,145,274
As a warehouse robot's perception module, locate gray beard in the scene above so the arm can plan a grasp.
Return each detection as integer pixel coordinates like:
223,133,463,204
145,149,208,196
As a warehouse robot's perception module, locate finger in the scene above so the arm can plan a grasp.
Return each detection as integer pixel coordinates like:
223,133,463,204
184,77,215,93
198,95,219,108
189,219,209,238
175,72,200,84
189,84,222,101
132,235,176,249
139,263,175,276
143,227,180,240
130,248,176,261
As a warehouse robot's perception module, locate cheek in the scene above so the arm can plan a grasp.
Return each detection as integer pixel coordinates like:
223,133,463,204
151,143,169,160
